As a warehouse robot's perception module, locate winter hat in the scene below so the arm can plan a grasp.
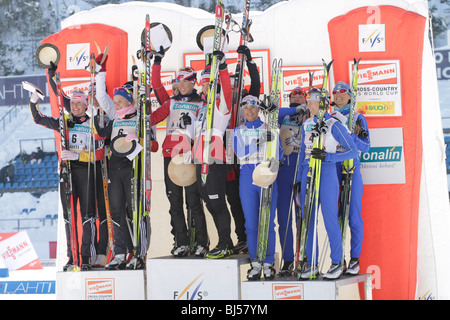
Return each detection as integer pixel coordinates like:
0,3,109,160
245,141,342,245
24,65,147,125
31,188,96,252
241,95,260,107
113,86,133,104
333,81,351,94
289,86,307,99
201,66,211,84
177,67,197,83
71,90,88,106
306,89,321,102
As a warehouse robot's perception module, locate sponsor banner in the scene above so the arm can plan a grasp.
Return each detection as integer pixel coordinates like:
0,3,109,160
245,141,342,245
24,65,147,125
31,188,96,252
56,270,145,300
360,127,405,184
0,232,42,271
281,65,324,108
0,280,55,295
272,283,304,300
0,75,50,106
147,259,240,300
352,60,402,116
85,278,115,300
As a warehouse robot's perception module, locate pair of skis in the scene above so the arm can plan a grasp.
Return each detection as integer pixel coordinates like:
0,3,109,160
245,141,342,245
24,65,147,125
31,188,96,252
130,15,153,264
338,58,361,267
87,52,115,265
296,59,333,279
256,58,282,265
200,0,225,187
56,73,80,271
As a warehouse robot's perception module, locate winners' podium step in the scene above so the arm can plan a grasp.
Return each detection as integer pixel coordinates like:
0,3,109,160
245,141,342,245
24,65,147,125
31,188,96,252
56,269,146,300
241,274,372,300
147,254,250,300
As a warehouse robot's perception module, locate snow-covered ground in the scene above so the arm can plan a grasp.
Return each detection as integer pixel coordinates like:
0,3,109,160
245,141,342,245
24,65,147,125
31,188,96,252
0,103,58,260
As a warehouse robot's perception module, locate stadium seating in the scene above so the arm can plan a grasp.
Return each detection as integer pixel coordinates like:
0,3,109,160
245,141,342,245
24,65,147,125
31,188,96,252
0,152,59,193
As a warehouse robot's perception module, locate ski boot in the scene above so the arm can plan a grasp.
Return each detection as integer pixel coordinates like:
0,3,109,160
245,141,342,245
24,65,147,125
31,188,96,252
126,256,145,270
92,254,107,268
300,265,319,280
105,254,126,270
173,245,189,258
263,263,276,280
278,260,293,277
247,260,262,281
193,245,208,258
80,256,92,271
233,241,248,254
345,258,360,275
205,245,232,259
323,263,343,280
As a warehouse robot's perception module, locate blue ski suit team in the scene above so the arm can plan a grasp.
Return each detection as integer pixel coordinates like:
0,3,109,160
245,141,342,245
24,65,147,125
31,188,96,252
233,93,370,268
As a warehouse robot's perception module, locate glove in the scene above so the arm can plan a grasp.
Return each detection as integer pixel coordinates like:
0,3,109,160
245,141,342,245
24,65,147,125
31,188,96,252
268,158,280,173
86,104,98,118
213,50,227,70
237,45,252,61
285,135,301,148
30,91,40,104
259,100,277,113
154,46,165,64
61,150,79,161
330,110,347,125
310,148,326,161
179,113,192,129
309,122,328,142
48,61,57,73
95,53,108,73
183,150,192,164
125,133,139,143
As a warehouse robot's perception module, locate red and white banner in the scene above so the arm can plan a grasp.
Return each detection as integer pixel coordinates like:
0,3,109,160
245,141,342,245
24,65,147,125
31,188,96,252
0,232,42,271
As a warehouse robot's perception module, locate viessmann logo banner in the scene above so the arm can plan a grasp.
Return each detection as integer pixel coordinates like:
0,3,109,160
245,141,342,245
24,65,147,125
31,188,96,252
360,127,405,185
350,60,402,117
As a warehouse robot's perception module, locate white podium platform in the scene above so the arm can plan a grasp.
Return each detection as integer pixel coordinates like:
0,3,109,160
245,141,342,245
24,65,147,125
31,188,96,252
56,269,146,300
147,255,250,300
241,274,372,300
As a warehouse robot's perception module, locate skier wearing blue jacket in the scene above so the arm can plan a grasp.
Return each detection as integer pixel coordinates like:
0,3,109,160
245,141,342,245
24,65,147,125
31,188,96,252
296,89,358,280
232,95,283,281
331,81,370,275
276,87,309,276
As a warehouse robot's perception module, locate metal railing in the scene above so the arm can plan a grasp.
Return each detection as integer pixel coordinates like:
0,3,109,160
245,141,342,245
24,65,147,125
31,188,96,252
0,216,58,232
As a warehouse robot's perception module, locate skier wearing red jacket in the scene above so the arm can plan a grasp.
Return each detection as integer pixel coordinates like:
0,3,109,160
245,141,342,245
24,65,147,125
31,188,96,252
151,48,208,257
192,50,234,259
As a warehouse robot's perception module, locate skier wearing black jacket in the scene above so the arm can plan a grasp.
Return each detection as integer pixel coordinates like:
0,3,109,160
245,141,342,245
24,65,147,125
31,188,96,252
29,89,104,271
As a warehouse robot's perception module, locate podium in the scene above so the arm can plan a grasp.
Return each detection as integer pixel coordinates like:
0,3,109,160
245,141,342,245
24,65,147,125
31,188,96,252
56,269,146,300
241,274,372,300
147,255,250,300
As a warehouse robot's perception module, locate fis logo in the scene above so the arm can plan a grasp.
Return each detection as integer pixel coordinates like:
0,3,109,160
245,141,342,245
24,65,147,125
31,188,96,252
359,24,385,52
173,274,206,300
67,43,90,70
